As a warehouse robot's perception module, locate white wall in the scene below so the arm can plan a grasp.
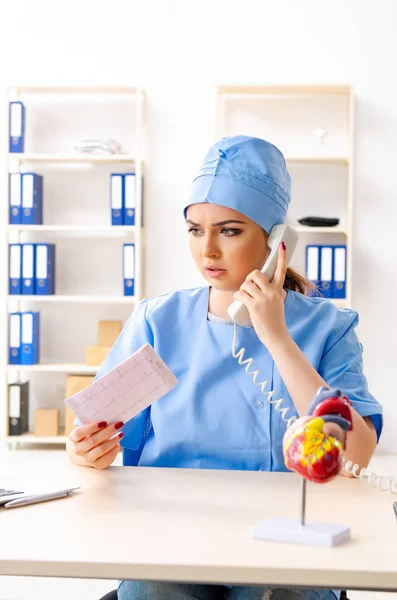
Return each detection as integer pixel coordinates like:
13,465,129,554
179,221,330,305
0,0,396,453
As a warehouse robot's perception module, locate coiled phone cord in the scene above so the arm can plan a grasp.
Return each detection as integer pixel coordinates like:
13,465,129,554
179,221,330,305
232,322,397,494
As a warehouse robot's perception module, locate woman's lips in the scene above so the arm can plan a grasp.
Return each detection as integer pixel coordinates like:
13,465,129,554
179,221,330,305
204,267,227,278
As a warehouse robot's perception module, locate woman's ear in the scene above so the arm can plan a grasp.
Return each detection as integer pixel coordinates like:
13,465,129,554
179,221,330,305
262,230,271,262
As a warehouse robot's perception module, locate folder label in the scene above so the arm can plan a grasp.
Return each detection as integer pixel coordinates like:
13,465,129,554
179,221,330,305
20,311,40,364
35,244,55,294
10,174,22,205
124,174,135,225
23,244,34,278
334,248,346,283
124,245,135,279
9,244,22,294
9,386,21,419
306,246,319,281
8,382,29,435
111,176,122,209
10,244,21,279
320,246,333,297
22,174,34,209
10,173,22,222
333,246,346,298
10,103,23,137
123,244,135,295
321,248,332,280
10,314,21,350
111,174,123,226
22,313,33,344
36,245,48,279
22,243,35,294
21,173,43,225
9,102,25,153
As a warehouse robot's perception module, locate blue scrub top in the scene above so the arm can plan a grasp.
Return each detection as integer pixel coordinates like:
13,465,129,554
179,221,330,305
93,286,383,471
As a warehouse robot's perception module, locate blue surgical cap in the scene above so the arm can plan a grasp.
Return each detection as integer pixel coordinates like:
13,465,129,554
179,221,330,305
184,135,291,234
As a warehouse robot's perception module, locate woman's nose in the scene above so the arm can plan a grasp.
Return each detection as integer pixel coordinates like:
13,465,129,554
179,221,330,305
201,235,220,258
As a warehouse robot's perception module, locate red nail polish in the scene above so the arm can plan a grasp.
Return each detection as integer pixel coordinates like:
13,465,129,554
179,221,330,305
118,432,124,439
114,421,124,430
98,421,107,428
281,241,286,251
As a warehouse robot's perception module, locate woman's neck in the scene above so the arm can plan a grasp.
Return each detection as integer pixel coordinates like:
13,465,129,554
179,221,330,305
208,288,236,320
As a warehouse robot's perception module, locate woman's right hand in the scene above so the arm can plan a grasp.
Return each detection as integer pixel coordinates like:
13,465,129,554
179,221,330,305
66,421,124,470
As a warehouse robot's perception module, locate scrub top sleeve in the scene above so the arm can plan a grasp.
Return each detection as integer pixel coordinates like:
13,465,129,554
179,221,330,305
318,309,383,441
72,300,154,449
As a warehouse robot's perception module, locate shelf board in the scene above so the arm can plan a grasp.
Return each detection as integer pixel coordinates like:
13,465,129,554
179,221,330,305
7,363,100,374
7,225,135,235
295,226,348,234
285,156,349,165
332,299,348,308
218,84,351,95
7,295,135,304
9,86,140,95
6,434,67,445
8,153,138,164
305,298,348,308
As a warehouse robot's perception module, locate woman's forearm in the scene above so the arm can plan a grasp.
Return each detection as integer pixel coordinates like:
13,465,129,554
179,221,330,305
266,333,328,416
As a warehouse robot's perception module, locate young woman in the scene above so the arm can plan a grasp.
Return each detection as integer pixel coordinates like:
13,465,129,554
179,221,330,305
67,136,382,600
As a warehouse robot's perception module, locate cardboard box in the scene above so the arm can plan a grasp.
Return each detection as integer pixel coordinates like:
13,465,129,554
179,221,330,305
98,320,122,347
65,406,77,437
34,408,59,436
66,374,95,399
65,375,94,436
85,346,111,366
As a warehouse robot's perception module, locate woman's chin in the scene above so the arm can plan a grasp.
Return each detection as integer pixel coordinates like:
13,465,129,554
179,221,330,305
205,277,235,291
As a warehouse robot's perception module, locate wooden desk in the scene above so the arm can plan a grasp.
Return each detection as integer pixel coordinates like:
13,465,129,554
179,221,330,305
1,464,396,592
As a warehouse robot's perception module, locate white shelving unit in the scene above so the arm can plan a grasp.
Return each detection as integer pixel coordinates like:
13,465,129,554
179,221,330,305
6,433,68,448
7,295,135,304
4,86,146,448
8,225,136,235
216,84,354,309
7,364,100,374
8,153,140,163
285,156,349,164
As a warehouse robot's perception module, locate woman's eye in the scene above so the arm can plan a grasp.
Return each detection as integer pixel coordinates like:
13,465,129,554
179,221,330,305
187,227,202,236
220,228,241,236
187,227,241,236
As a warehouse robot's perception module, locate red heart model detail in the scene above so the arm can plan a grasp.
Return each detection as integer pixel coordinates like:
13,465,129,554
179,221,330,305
283,394,353,484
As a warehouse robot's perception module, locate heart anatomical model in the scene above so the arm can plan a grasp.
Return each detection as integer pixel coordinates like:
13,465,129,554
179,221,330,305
283,387,353,483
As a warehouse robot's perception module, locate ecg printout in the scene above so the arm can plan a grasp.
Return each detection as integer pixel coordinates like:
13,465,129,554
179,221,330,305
65,344,178,425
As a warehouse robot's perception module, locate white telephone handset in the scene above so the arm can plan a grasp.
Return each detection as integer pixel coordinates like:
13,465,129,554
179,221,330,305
227,224,299,327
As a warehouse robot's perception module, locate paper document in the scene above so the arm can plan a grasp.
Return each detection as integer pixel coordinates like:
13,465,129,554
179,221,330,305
65,344,178,425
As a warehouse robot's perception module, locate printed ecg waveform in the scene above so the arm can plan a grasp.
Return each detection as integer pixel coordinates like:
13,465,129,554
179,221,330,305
65,344,178,425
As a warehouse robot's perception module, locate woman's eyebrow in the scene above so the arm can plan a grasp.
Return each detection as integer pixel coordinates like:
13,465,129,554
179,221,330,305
185,219,247,226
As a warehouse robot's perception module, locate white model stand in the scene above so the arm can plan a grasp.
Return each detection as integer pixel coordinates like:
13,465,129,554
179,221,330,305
251,517,350,547
251,477,350,547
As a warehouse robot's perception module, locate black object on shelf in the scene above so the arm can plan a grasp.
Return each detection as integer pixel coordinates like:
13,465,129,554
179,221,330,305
8,381,29,436
298,217,340,227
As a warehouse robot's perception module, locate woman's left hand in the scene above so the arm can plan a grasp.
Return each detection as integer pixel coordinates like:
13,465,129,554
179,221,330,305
233,243,290,347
